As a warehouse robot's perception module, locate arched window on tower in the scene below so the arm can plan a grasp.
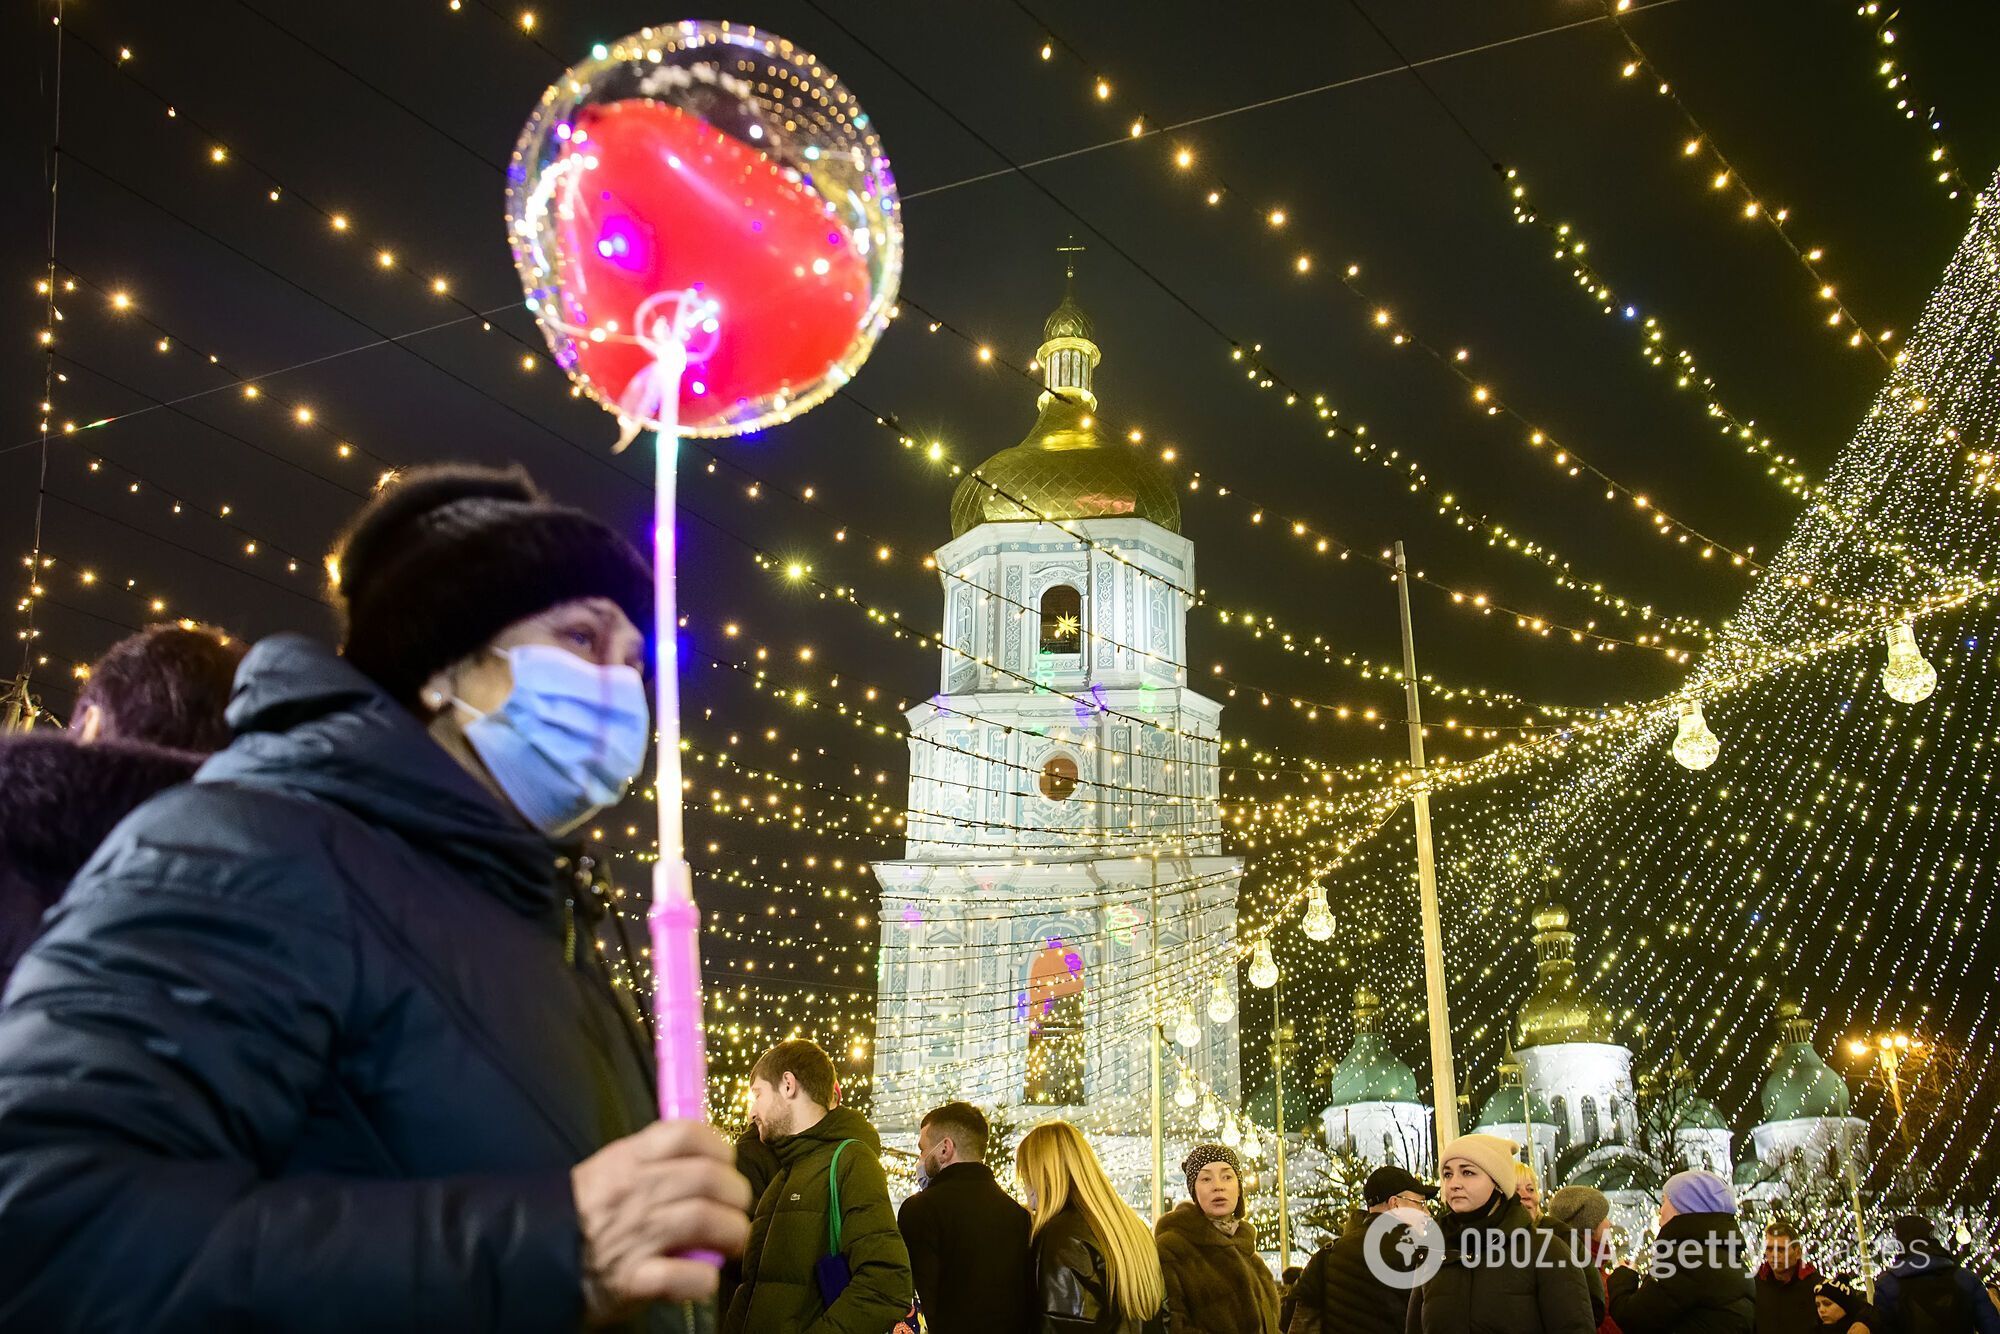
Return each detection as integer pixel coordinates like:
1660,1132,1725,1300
1039,585,1082,654
1581,1095,1601,1146
1025,939,1085,1105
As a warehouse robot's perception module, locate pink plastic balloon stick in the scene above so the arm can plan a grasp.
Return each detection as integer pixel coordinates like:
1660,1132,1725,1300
641,304,721,1268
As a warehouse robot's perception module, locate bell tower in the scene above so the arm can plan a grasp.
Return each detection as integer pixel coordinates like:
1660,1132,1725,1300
870,260,1243,1209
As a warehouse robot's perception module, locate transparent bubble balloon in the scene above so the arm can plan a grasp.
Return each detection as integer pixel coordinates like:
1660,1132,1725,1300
506,21,902,440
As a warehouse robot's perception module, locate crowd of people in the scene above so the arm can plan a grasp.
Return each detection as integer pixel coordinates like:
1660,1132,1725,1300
0,463,1997,1333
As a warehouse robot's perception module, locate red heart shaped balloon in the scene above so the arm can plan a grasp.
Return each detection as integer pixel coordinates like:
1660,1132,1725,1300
551,99,873,433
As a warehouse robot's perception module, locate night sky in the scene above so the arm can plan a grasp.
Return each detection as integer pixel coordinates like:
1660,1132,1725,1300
10,0,2000,1191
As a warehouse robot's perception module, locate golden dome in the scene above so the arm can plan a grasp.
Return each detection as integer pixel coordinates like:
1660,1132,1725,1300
1516,905,1615,1048
950,395,1181,537
1043,283,1093,343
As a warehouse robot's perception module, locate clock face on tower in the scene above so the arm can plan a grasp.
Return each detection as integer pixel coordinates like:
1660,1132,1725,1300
1040,754,1080,800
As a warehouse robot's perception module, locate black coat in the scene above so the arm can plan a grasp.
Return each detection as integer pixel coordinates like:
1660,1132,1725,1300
0,733,198,987
0,636,679,1333
898,1160,1034,1334
1033,1202,1172,1334
1606,1212,1754,1334
1757,1264,1824,1334
1288,1210,1416,1334
1405,1197,1596,1334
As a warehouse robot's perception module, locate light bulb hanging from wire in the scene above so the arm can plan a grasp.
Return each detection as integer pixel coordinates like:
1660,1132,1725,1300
1207,974,1237,1024
1248,937,1279,989
1881,622,1937,703
1301,885,1335,941
1174,1066,1199,1109
1671,699,1720,771
1198,1093,1221,1132
1221,1109,1242,1147
1174,1005,1203,1049
1242,1120,1262,1160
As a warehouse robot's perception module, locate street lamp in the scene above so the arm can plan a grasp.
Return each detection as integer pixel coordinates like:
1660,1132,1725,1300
1845,1033,1921,1152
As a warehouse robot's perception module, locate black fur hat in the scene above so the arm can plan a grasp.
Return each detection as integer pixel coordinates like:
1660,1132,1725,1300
330,464,651,708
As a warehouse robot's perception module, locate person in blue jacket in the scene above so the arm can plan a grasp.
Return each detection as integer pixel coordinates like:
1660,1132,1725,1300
1873,1216,2000,1334
0,464,750,1332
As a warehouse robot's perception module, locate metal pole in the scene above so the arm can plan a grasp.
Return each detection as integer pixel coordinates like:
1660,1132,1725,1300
1394,541,1460,1146
1273,981,1291,1270
1150,856,1164,1223
1883,1050,1914,1152
1843,1153,1873,1302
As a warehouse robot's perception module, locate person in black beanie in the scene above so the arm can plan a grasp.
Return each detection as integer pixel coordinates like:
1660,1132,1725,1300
1814,1275,1884,1334
0,464,750,1333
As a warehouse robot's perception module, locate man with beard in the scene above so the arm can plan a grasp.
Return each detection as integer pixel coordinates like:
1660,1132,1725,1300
721,1040,912,1334
896,1101,1033,1333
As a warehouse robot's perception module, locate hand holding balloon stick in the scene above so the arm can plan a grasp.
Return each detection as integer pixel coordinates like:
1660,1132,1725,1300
506,17,902,1246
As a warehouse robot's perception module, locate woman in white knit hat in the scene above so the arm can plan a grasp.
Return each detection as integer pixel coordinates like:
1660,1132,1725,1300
1405,1133,1595,1334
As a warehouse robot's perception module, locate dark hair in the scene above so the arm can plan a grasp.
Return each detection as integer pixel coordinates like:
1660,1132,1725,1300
0,734,200,917
750,1039,838,1109
1282,1267,1303,1285
1765,1220,1800,1241
921,1101,991,1162
75,624,246,752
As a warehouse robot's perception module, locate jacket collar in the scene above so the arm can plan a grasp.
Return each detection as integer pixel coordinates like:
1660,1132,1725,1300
933,1161,997,1185
770,1105,882,1166
209,635,559,915
1157,1200,1260,1249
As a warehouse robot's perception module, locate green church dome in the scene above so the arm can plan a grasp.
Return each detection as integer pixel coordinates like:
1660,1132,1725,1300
1676,1094,1729,1132
1328,988,1420,1106
1476,1083,1533,1128
1759,1000,1852,1122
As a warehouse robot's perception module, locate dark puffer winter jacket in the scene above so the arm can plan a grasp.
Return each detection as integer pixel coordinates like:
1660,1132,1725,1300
1405,1196,1596,1334
1605,1211,1754,1334
1155,1200,1281,1334
0,635,684,1333
721,1106,913,1334
1288,1209,1418,1334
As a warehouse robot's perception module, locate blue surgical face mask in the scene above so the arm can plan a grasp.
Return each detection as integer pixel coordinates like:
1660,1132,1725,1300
453,643,649,837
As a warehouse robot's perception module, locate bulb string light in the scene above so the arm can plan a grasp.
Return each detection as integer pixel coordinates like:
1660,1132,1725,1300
900,302,1710,660
995,18,1774,592
1601,3,1893,364
1261,184,2000,1208
1849,2,1979,205
73,9,1721,679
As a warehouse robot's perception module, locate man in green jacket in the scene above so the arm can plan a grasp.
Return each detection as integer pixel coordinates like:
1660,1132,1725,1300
722,1040,913,1334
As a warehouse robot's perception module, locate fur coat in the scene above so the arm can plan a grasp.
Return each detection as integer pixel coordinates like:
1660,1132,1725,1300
1155,1200,1281,1334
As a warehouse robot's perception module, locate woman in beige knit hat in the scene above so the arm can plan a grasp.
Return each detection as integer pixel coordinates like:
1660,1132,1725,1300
1405,1134,1595,1334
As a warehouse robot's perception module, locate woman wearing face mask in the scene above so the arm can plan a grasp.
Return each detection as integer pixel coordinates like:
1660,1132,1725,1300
1017,1120,1171,1333
0,466,750,1332
1156,1143,1281,1333
1406,1134,1595,1334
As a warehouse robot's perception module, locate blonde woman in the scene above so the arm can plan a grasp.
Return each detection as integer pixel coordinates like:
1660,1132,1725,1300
1016,1120,1171,1333
1516,1162,1542,1222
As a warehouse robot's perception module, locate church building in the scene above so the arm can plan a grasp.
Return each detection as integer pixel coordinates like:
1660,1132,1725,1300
870,269,1244,1207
